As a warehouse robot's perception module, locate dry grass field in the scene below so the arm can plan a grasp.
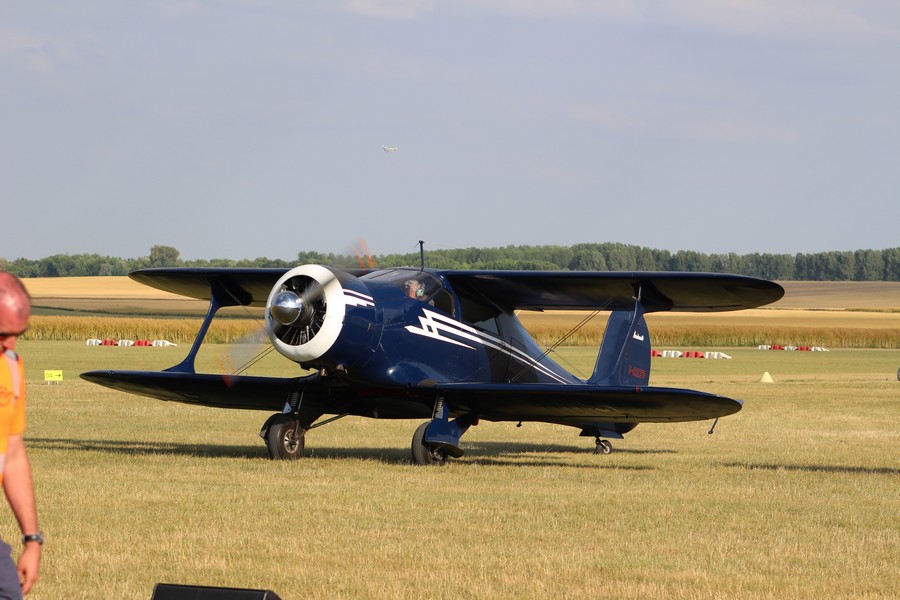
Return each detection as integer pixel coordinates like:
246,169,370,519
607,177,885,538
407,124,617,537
770,281,900,310
4,276,898,599
23,276,233,317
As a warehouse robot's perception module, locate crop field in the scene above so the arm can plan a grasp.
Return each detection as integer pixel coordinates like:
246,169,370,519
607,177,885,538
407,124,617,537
4,278,899,599
21,277,900,349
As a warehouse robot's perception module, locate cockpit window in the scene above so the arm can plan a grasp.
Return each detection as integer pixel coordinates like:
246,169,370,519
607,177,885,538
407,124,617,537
458,293,502,331
399,273,441,301
361,269,404,281
404,278,426,300
360,269,455,315
392,272,455,315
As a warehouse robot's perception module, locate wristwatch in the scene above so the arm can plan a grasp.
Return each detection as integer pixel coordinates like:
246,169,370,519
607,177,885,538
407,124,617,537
22,532,44,546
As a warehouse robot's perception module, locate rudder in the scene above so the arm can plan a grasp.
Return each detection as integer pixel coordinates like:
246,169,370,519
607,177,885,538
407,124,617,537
588,301,651,387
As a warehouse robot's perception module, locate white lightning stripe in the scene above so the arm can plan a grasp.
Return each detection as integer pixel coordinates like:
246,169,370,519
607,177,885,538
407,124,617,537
344,290,375,307
405,309,571,384
406,312,476,349
475,328,570,384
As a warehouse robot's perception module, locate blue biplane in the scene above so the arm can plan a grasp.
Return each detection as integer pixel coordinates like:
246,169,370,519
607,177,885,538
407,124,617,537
82,263,783,465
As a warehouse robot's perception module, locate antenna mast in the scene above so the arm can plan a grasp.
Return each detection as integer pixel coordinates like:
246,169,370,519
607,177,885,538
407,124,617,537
418,240,426,271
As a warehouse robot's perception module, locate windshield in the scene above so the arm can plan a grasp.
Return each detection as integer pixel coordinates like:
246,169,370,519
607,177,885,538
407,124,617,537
364,269,454,314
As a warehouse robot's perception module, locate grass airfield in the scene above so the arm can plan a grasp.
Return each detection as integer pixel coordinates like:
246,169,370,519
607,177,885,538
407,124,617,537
5,343,897,599
5,278,900,599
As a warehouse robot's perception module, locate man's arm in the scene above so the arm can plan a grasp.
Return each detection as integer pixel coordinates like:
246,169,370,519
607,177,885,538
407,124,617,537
3,434,40,595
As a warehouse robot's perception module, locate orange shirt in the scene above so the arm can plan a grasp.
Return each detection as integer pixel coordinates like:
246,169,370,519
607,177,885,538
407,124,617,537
0,353,27,486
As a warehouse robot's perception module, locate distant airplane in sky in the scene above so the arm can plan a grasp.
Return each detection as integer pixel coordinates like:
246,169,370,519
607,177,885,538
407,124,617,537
382,145,398,152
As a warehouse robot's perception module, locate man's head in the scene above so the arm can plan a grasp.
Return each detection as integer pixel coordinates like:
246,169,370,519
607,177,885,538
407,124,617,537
0,272,31,353
405,279,424,299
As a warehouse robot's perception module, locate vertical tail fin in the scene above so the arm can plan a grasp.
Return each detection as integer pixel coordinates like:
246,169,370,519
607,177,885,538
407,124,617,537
588,301,651,387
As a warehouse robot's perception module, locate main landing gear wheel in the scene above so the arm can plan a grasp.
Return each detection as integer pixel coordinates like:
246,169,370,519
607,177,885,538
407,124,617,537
594,439,613,455
411,422,448,466
266,415,306,460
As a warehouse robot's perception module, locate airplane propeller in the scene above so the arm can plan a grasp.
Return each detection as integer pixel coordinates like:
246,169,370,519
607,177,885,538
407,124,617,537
351,237,376,271
214,324,272,386
267,236,376,357
270,290,313,327
269,274,328,347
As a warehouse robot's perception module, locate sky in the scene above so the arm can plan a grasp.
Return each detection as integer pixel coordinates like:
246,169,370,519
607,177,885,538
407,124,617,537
1,1,898,261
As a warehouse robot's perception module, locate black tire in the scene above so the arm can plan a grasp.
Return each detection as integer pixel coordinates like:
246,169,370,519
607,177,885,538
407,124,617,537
595,439,613,455
411,422,447,466
266,416,306,460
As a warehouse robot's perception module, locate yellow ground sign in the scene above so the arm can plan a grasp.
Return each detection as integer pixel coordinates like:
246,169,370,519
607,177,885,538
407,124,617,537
43,370,63,383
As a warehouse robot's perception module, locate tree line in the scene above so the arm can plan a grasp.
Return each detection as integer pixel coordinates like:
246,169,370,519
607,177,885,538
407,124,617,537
3,243,900,281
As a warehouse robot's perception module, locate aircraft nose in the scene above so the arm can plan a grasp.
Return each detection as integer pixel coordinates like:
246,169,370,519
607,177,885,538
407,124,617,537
270,290,304,326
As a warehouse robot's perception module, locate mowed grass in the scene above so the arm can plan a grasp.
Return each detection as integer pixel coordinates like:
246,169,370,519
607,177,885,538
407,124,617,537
3,341,898,599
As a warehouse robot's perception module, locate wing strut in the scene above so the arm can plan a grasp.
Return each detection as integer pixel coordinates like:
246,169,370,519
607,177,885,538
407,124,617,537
164,280,247,374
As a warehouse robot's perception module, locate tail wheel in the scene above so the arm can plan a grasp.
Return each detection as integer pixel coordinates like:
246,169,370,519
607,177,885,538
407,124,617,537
411,422,448,466
266,416,306,460
594,439,613,454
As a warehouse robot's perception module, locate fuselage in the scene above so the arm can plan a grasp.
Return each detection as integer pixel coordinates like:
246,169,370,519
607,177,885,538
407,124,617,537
266,266,582,389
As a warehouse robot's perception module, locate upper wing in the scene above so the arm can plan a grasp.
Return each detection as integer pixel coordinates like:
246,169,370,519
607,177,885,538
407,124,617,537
128,267,372,306
443,271,784,312
432,382,742,423
129,268,290,306
131,267,783,312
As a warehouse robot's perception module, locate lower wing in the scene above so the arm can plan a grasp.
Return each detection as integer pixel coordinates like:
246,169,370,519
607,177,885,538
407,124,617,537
81,371,739,424
80,370,306,411
432,382,742,423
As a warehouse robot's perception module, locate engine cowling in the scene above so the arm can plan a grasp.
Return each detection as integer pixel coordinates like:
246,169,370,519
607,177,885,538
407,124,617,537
265,265,377,369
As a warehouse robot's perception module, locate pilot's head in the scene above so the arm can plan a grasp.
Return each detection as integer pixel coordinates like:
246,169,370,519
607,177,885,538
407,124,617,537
405,280,424,299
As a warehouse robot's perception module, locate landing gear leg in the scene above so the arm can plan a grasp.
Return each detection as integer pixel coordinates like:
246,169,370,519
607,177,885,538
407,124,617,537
410,398,477,466
594,438,613,455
